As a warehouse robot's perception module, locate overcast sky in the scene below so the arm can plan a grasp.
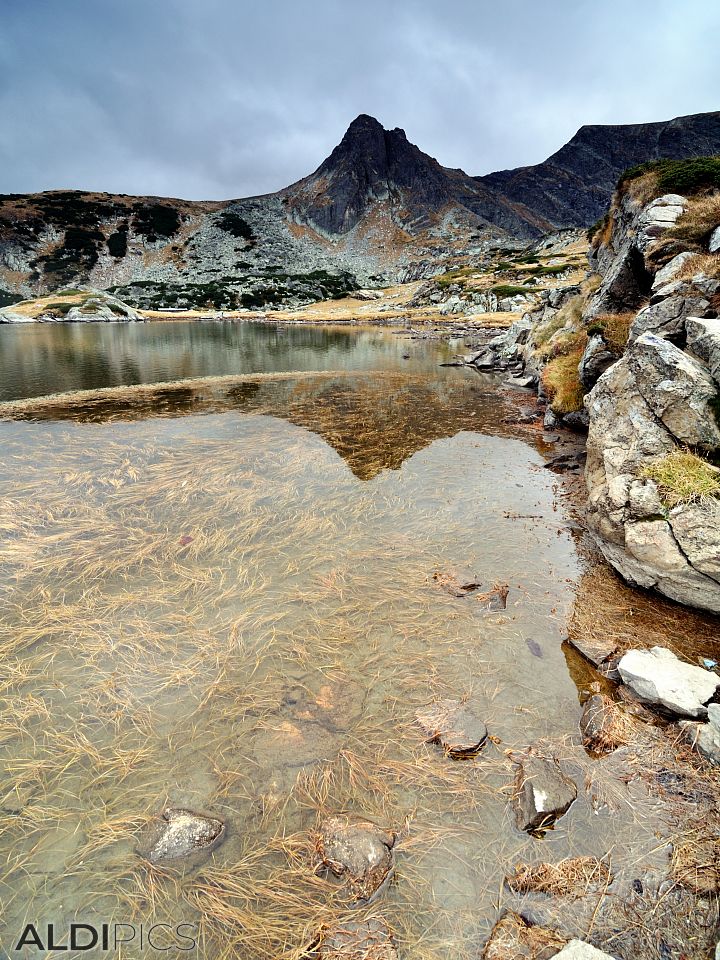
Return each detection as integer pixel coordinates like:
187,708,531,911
1,0,718,200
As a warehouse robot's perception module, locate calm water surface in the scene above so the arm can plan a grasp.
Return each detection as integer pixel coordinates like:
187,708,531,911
0,320,456,401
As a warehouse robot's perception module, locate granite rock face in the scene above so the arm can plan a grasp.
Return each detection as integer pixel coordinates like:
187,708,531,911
583,187,720,614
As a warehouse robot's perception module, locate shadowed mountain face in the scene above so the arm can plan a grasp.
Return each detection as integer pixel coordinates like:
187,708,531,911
476,111,720,227
282,113,549,237
1,110,719,303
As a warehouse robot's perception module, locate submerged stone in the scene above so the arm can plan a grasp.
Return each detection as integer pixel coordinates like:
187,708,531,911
143,807,225,863
318,816,396,903
580,694,634,755
416,698,488,757
512,755,577,833
432,570,482,597
483,911,566,960
319,917,398,960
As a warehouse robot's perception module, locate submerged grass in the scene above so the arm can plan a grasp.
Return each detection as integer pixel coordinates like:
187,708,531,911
1,372,718,959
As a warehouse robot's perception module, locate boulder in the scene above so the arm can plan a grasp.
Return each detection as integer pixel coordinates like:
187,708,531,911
142,808,225,863
319,917,398,960
651,251,697,290
681,702,720,766
626,333,720,450
550,942,618,960
618,646,720,718
512,755,577,832
629,286,713,344
578,335,616,390
686,316,720,386
669,500,720,582
415,699,488,757
318,816,396,902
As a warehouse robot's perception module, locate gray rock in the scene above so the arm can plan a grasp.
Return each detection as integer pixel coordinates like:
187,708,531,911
669,500,720,583
686,316,720,386
651,251,697,290
709,225,720,253
627,333,720,450
544,408,561,429
681,702,720,766
512,755,577,832
504,374,537,389
416,699,488,757
143,808,225,863
578,334,616,390
562,409,590,432
319,917,398,960
636,194,687,250
318,816,396,902
618,646,720,718
627,478,664,519
630,292,712,344
550,942,618,960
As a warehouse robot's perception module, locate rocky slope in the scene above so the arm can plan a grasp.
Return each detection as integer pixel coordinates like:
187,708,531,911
2,112,719,311
463,159,720,613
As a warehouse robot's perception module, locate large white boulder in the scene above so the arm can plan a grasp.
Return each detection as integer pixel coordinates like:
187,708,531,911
618,646,720,718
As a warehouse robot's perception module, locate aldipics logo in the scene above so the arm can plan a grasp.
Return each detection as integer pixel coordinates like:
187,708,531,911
11,922,198,953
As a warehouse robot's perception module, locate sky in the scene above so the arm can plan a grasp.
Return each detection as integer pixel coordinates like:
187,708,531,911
1,0,719,200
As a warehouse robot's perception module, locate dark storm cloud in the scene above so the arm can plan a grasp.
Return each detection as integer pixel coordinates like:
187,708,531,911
1,0,718,198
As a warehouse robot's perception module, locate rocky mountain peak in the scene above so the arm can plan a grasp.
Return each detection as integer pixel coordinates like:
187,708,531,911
285,115,457,235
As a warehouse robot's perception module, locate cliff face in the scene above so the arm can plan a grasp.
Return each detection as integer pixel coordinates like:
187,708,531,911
1,111,719,307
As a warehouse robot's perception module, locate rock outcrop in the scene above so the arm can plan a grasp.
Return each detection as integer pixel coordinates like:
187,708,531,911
581,180,720,613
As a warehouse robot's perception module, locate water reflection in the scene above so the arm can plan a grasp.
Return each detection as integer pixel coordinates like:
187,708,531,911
0,320,458,401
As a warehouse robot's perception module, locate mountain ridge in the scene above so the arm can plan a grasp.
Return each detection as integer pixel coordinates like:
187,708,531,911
1,109,719,307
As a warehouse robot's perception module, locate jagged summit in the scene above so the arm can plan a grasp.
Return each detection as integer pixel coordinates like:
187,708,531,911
283,114,461,235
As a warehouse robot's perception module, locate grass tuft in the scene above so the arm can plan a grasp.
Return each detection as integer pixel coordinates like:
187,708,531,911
642,449,720,508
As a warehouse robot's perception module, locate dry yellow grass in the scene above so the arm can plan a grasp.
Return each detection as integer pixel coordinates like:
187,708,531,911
588,313,634,354
541,343,586,414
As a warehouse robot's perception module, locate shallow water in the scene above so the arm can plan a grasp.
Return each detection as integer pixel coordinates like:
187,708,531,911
0,324,717,959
